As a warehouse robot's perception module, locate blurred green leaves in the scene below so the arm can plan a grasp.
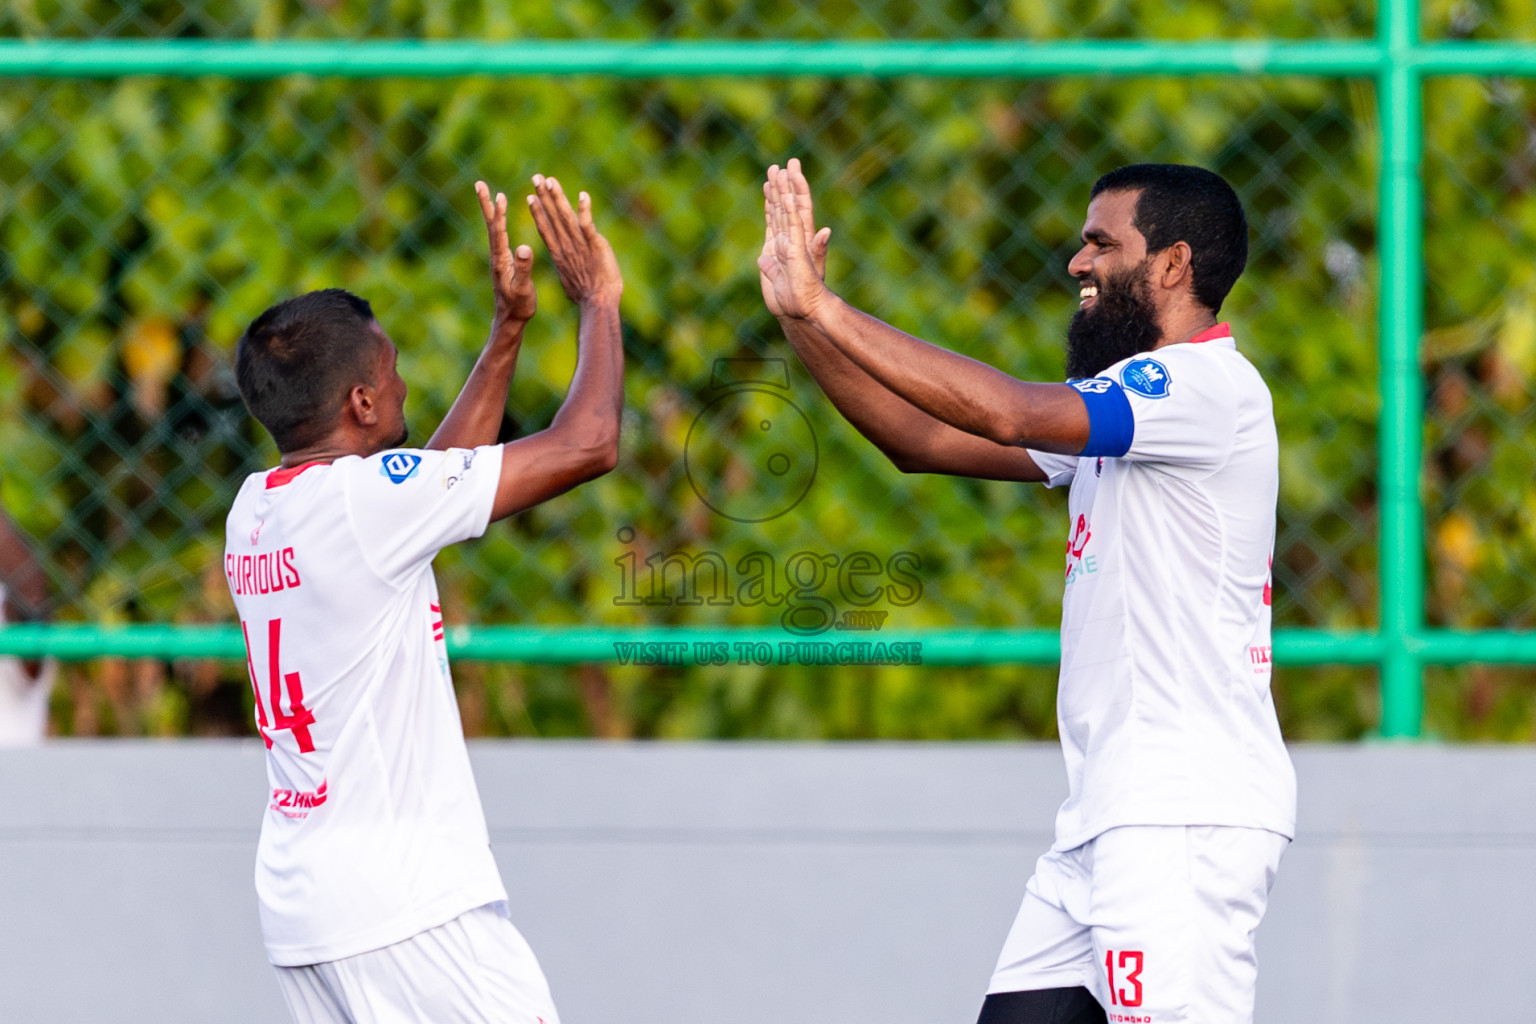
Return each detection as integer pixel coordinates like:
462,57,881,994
0,0,1529,741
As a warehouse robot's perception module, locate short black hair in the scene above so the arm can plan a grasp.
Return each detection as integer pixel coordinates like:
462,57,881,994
235,288,381,452
1090,163,1248,314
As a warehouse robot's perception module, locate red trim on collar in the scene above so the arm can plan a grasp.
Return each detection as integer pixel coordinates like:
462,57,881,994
1188,322,1232,344
265,461,327,489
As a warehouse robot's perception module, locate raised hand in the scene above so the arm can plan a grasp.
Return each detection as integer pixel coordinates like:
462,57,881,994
786,157,831,281
526,175,623,307
476,180,536,327
758,159,832,321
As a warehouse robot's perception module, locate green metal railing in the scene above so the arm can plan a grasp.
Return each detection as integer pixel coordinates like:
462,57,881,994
4,0,1533,738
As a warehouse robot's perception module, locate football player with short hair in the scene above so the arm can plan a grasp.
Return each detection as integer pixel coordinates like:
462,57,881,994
227,174,623,1024
759,158,1294,1024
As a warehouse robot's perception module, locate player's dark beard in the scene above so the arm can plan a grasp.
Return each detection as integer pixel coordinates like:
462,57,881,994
1064,260,1163,380
389,424,410,448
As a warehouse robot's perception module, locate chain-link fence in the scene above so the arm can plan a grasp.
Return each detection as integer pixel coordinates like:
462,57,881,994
1,0,1532,740
1422,69,1536,737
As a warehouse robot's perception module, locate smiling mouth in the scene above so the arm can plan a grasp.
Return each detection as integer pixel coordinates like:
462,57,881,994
1078,283,1099,307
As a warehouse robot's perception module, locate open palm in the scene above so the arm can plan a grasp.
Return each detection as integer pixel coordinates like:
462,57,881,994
476,180,536,325
758,159,831,320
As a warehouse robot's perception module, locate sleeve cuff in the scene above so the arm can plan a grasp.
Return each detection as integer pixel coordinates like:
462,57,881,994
467,444,505,539
1069,378,1135,458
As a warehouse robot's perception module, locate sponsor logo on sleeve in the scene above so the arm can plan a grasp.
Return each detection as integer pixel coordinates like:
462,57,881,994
442,449,477,490
380,452,422,484
1120,358,1171,398
1069,377,1115,394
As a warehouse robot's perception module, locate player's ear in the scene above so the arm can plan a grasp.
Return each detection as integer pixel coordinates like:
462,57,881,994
347,383,379,427
1156,240,1194,293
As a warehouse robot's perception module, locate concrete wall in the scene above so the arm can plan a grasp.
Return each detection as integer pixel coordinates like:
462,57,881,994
1,741,1531,1022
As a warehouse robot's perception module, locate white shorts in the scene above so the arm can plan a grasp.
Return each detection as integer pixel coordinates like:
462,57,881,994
275,902,560,1024
988,825,1287,1024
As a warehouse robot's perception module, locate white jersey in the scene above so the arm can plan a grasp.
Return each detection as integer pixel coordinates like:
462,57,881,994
0,584,57,748
1029,324,1296,851
224,444,508,966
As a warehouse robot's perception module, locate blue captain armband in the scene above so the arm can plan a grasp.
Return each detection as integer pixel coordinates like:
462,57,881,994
1067,378,1134,458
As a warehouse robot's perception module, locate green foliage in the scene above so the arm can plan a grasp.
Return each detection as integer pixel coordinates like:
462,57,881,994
0,0,1373,42
1,1,1529,740
1422,77,1536,646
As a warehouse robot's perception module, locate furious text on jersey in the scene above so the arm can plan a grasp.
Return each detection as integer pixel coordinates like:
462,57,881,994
227,547,302,596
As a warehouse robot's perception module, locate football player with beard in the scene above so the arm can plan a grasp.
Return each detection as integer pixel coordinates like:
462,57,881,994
758,160,1293,1024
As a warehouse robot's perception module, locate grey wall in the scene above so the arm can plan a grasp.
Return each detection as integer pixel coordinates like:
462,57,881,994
1,742,1530,1022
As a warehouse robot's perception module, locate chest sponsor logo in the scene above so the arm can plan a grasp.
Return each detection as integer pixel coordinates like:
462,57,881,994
380,452,422,484
1249,644,1273,674
1064,513,1097,584
1120,357,1171,398
1070,376,1115,395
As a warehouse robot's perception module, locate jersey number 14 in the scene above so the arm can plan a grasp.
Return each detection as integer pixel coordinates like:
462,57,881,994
242,617,316,753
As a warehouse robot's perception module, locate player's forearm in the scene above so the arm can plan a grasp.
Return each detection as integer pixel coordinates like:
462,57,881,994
778,316,952,472
488,301,622,520
809,295,1084,452
425,321,525,451
546,299,623,475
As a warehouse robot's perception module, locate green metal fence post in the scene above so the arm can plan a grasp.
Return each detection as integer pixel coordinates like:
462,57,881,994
1377,0,1427,737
